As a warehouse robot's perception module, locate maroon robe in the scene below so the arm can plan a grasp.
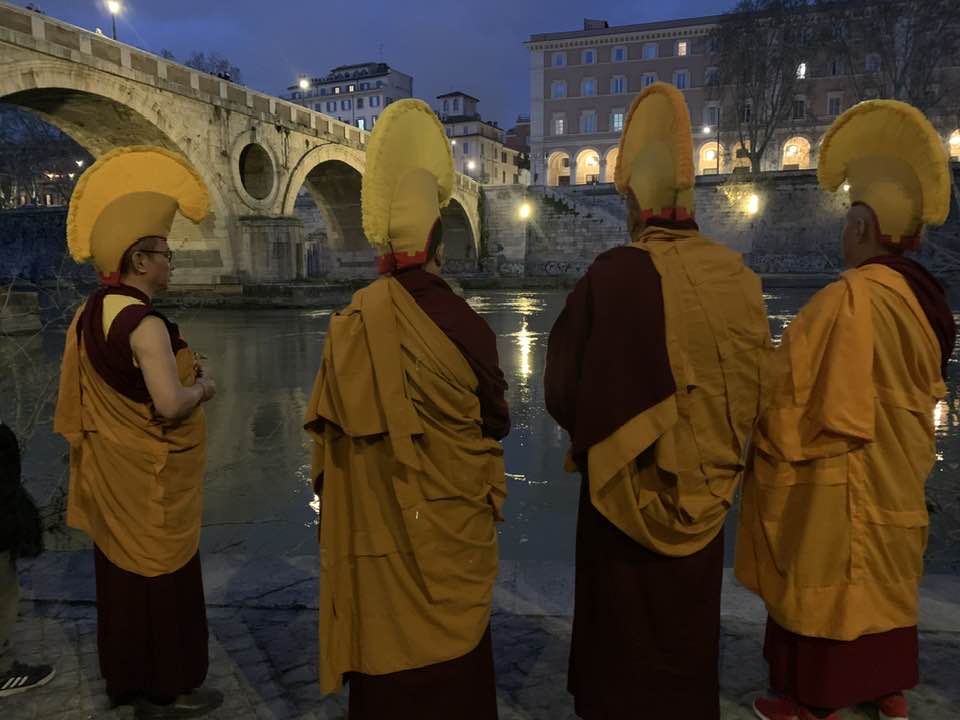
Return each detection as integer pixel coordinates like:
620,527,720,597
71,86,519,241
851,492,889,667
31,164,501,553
345,267,508,720
76,285,209,704
763,255,955,710
545,244,723,720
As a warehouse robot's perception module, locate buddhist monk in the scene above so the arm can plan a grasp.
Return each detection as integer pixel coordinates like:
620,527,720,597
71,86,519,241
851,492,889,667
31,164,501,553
544,82,773,719
53,147,222,718
739,100,956,720
303,99,509,719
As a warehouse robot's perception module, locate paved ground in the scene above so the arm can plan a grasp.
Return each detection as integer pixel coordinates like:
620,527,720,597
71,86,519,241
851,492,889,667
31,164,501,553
3,552,959,719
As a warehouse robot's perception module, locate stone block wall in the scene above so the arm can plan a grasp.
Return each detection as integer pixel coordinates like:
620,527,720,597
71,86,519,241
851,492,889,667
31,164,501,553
484,167,960,276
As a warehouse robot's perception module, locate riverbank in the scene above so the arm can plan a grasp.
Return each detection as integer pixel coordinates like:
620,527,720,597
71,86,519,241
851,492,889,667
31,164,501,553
5,550,960,719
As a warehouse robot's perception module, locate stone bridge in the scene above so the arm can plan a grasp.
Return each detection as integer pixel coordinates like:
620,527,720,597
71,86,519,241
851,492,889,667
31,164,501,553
0,1,482,284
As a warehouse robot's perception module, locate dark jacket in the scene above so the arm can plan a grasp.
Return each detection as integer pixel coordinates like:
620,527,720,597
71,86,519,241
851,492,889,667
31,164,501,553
0,423,43,558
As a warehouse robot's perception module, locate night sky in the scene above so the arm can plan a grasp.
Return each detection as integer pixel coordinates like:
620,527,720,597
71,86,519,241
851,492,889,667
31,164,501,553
26,0,732,128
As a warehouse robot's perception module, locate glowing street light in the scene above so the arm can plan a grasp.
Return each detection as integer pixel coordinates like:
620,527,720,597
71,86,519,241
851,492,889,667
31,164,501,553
746,193,760,215
451,139,457,145
702,125,712,135
467,160,476,171
517,201,532,220
298,77,310,91
842,182,851,192
75,159,84,168
107,1,120,41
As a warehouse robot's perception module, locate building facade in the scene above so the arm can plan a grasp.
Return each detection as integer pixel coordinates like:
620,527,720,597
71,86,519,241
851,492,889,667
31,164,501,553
437,92,529,186
284,62,413,131
527,16,960,186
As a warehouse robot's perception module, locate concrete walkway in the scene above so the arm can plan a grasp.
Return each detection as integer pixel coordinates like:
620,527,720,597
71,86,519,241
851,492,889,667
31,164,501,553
3,552,959,719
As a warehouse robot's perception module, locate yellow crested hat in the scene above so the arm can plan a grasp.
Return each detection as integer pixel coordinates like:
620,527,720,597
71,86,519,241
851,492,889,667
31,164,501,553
614,82,695,222
818,100,951,249
67,145,209,283
361,99,454,273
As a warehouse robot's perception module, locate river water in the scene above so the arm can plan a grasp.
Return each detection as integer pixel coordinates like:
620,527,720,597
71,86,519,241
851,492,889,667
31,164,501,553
3,287,959,574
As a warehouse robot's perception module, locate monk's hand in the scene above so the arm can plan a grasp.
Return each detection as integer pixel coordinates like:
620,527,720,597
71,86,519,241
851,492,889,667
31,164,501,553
193,351,207,377
197,376,217,403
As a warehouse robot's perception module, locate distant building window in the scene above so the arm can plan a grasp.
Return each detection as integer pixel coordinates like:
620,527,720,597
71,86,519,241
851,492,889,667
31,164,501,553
796,62,807,80
581,78,596,96
582,49,596,65
866,53,881,73
580,110,597,133
705,67,719,86
357,97,364,109
827,93,842,116
553,51,566,67
677,40,689,57
313,102,323,111
443,99,449,112
642,72,657,88
611,75,626,94
674,70,689,90
703,104,719,127
348,84,355,92
360,82,369,90
463,141,469,154
553,115,565,135
454,97,461,111
341,99,351,110
612,110,625,132
613,46,627,62
708,35,720,53
740,101,752,123
326,101,336,112
829,58,844,76
371,114,377,126
643,43,657,60
792,97,806,120
551,80,567,98
357,118,366,130
320,88,328,96
334,86,341,94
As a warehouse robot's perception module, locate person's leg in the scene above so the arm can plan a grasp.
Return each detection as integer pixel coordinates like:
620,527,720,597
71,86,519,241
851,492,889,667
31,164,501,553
0,551,19,674
0,551,55,697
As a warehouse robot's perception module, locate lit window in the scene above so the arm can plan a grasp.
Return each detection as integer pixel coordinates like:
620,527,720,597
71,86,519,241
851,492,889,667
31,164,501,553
677,40,688,57
554,116,565,135
643,43,657,60
796,62,807,80
612,111,625,132
334,86,341,94
357,118,366,130
948,130,960,158
348,84,355,92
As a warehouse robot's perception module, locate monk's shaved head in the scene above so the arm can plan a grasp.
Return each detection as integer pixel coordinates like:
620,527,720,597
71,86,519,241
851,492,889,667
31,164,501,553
841,202,901,269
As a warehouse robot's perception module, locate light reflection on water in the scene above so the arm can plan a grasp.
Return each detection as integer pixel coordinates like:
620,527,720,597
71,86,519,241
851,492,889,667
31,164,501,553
7,290,960,573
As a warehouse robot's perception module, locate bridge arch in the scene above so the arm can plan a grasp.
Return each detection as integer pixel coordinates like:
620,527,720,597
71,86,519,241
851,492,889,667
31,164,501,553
0,59,234,281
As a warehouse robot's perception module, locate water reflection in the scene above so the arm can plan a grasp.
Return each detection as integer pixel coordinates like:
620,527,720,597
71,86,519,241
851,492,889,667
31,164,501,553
8,288,960,574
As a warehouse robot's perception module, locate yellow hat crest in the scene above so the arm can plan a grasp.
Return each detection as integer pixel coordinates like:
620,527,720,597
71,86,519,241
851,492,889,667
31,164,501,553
361,99,454,272
614,82,695,222
67,145,209,282
818,100,951,249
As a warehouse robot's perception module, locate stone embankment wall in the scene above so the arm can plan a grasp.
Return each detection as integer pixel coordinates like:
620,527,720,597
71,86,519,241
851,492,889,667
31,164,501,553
482,166,960,278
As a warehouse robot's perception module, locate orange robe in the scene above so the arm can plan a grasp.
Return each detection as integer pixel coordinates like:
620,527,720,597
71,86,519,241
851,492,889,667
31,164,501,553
54,295,207,577
736,263,946,640
304,276,506,694
578,227,773,556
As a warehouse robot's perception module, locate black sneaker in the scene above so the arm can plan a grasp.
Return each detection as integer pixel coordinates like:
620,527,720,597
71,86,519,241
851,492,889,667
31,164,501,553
135,687,224,719
0,661,56,697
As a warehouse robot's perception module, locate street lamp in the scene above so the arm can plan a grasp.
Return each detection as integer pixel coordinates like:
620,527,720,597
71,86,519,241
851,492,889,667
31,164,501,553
107,1,120,41
75,159,84,168
298,77,310,91
467,160,476,171
517,201,532,220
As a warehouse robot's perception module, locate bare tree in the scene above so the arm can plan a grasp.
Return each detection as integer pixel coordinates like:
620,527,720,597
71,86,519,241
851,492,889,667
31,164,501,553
183,51,243,83
712,0,818,173
0,105,92,209
815,0,960,116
